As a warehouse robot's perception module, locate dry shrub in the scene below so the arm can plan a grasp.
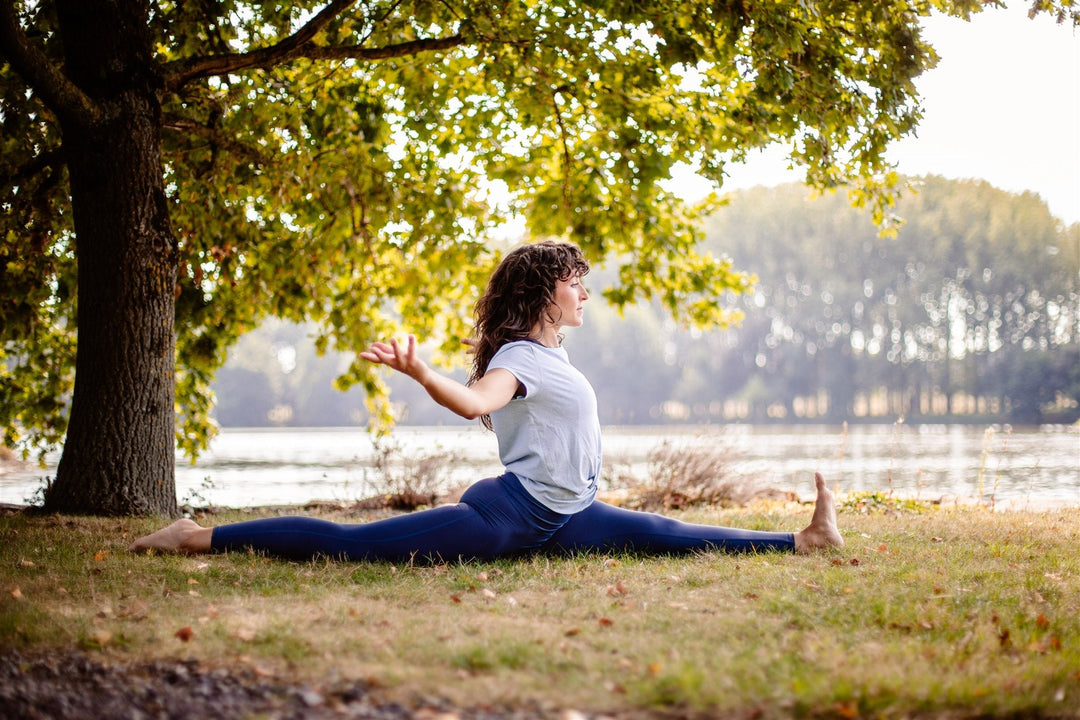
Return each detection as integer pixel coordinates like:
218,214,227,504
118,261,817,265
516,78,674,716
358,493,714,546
609,438,786,511
354,438,461,511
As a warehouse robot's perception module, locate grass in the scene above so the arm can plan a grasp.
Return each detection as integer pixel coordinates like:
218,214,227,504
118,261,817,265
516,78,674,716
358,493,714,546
2,499,1079,719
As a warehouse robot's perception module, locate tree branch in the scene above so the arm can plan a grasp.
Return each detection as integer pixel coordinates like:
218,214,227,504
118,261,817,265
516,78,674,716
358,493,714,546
161,113,271,166
0,0,99,124
550,86,574,221
1,147,65,187
162,0,355,89
165,33,468,91
162,0,474,91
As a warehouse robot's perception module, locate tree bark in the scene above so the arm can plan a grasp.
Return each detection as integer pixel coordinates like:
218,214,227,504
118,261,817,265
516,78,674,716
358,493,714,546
43,0,178,516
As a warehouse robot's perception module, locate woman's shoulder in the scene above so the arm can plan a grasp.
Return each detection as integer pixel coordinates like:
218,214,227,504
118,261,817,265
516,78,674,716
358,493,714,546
491,339,570,365
492,339,540,361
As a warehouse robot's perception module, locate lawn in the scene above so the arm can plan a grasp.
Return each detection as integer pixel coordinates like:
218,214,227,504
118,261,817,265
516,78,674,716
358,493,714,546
2,496,1078,719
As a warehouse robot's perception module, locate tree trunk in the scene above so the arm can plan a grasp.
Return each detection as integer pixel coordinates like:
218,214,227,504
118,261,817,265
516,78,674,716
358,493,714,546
43,0,178,516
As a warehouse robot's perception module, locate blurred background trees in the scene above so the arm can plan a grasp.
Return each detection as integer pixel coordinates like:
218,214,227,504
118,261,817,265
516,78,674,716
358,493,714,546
215,176,1080,428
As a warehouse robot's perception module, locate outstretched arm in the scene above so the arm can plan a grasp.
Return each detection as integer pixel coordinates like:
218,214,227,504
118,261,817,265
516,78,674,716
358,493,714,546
359,335,518,420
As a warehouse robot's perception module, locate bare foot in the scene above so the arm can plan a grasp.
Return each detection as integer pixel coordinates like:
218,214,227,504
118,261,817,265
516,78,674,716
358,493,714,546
793,472,843,553
127,518,212,554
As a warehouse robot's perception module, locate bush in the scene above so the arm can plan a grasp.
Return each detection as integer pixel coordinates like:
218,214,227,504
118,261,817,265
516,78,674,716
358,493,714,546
608,438,787,511
354,437,462,511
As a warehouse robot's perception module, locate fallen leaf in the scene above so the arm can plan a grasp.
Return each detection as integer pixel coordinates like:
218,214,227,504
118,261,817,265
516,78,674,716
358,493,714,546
93,550,108,562
450,594,462,603
187,577,199,585
849,558,860,566
1036,614,1050,630
416,710,461,720
18,559,35,568
833,701,858,719
175,626,194,642
9,587,23,600
480,588,496,600
876,544,888,553
606,582,629,597
90,630,112,647
647,662,662,676
119,600,150,620
232,628,256,642
598,617,614,627
251,663,274,677
564,627,581,637
476,572,489,582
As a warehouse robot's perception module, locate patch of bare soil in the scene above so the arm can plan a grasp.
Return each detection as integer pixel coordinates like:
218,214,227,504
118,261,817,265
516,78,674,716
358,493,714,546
0,650,634,720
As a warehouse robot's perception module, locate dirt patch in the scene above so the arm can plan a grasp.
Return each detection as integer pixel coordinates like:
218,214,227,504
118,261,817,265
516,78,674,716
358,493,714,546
0,650,632,720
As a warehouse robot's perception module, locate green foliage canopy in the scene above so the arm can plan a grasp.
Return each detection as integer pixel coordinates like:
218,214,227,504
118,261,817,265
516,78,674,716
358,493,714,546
3,0,1078,465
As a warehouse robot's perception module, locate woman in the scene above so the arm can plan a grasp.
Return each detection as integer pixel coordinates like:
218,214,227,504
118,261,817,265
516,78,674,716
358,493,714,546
130,241,842,559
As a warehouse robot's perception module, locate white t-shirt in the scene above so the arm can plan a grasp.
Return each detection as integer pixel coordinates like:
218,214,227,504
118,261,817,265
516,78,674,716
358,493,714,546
487,340,601,514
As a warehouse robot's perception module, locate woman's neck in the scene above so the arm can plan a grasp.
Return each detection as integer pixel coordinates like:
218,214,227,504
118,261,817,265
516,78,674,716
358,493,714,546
531,325,560,348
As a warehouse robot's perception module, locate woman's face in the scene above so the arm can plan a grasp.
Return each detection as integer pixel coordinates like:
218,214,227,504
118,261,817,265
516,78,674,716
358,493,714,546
549,274,589,329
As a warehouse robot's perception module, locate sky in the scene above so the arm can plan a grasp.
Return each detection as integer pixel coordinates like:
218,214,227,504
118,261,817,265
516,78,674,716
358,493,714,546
675,4,1080,225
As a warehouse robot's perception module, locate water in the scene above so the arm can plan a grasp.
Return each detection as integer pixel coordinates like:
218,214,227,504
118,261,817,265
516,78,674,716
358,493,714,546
2,424,1077,510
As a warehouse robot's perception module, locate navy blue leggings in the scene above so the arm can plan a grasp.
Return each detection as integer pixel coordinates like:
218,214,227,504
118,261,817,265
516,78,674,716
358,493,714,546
210,473,794,562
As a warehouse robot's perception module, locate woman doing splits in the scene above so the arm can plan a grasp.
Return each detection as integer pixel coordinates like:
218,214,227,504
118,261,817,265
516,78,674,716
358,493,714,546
130,241,842,560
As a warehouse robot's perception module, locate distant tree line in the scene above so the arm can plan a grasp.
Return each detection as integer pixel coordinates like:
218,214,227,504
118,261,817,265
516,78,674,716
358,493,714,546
213,177,1080,427
681,177,1079,425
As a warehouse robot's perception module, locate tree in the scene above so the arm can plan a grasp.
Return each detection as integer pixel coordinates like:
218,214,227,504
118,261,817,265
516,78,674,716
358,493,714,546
695,177,1077,422
2,0,1076,515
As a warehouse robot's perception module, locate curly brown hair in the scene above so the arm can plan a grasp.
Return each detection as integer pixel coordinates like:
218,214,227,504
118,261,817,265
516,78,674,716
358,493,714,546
469,241,590,428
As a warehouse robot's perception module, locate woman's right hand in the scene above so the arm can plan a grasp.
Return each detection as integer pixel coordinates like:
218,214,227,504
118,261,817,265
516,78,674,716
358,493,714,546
360,334,516,420
359,335,429,382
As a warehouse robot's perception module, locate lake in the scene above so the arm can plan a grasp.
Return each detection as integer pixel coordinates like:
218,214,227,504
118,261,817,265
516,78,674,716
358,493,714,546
1,423,1077,510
